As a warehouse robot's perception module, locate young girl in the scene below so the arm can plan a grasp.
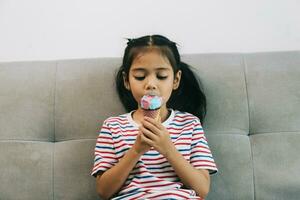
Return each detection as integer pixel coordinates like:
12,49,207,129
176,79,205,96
91,35,218,200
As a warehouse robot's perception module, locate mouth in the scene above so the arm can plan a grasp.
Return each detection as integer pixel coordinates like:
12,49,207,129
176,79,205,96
144,92,160,96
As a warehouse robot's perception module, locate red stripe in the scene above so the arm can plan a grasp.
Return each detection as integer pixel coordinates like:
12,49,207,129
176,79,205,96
142,156,165,161
130,179,164,185
151,170,174,174
110,120,129,125
142,153,190,162
131,180,176,188
99,127,110,131
171,137,191,141
109,127,138,132
191,149,211,154
124,133,138,137
168,127,194,132
174,114,194,119
107,117,128,123
95,150,115,154
114,143,129,150
149,192,190,199
192,163,217,168
193,132,205,137
97,136,111,140
128,193,145,200
173,117,196,122
174,142,191,146
191,159,216,164
101,155,116,160
130,170,149,175
192,145,210,151
155,174,177,179
92,161,111,171
98,141,113,145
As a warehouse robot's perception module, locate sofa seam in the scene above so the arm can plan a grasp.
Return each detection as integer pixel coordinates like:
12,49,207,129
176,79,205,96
52,61,58,200
0,138,96,142
242,55,251,141
242,55,256,200
54,62,58,142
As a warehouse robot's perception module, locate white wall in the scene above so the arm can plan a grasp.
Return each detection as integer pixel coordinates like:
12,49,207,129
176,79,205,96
0,0,300,62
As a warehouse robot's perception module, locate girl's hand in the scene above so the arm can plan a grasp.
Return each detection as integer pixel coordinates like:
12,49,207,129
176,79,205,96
139,116,174,157
132,130,152,155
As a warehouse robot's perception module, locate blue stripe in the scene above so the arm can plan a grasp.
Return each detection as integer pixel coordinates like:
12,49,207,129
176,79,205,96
116,147,129,155
100,131,111,135
144,152,160,156
178,148,191,152
110,123,134,129
169,121,193,127
194,127,203,131
112,135,122,140
181,132,192,136
147,164,171,170
113,189,140,200
191,155,213,159
170,132,192,140
125,138,135,142
127,175,153,182
191,140,208,147
96,145,114,150
134,175,153,179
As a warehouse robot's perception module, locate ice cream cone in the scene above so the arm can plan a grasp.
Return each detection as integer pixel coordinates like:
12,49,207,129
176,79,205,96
143,108,161,122
141,94,162,122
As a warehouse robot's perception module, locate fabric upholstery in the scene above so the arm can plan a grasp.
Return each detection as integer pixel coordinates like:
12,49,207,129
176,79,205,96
0,51,299,199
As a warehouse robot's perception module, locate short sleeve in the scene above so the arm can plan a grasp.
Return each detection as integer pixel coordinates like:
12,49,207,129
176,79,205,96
190,120,218,175
91,120,118,177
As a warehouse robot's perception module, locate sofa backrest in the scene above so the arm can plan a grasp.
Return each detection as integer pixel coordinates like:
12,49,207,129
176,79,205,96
0,51,300,200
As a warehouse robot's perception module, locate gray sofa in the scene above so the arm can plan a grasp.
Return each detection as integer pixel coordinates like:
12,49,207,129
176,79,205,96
1,51,300,200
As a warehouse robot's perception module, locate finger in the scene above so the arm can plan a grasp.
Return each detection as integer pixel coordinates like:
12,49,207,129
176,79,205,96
139,126,158,141
140,132,154,146
144,116,164,129
142,119,161,134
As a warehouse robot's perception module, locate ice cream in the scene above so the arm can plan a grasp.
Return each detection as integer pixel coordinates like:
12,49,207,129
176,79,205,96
141,94,162,122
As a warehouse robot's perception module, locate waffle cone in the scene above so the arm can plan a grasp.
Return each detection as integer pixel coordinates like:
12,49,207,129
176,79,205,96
143,108,161,122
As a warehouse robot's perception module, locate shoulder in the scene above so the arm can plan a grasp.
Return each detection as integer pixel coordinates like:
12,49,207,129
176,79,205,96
173,110,201,123
102,112,131,127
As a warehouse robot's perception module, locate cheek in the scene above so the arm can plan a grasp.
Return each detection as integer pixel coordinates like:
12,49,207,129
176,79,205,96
161,81,175,103
127,79,143,103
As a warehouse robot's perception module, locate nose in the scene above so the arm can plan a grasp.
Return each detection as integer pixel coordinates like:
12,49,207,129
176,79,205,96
145,76,157,91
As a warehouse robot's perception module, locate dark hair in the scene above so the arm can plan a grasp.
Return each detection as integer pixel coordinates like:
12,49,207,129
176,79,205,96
116,35,207,123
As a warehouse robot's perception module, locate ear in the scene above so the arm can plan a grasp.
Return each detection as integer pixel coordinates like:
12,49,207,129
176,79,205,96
173,70,182,90
123,72,130,90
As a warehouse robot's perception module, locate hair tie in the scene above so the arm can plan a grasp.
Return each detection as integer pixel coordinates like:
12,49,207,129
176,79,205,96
126,38,135,46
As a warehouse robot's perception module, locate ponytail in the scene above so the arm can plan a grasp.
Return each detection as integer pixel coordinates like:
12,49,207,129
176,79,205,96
167,62,207,124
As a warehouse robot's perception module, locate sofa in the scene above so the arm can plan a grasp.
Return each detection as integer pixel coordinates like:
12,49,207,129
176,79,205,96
0,51,300,200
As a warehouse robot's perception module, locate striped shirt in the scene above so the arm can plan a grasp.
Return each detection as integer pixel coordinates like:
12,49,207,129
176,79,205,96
91,110,218,200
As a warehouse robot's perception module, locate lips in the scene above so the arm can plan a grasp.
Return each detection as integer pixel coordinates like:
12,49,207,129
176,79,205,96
144,92,159,96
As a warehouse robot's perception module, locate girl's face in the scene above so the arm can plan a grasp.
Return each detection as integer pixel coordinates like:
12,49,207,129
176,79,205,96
124,49,181,110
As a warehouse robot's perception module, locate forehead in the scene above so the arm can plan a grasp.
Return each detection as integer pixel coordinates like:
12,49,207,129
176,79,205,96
131,50,172,70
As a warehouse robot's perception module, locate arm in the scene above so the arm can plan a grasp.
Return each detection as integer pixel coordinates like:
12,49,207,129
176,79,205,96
96,133,151,200
96,147,141,199
140,117,210,198
164,144,210,198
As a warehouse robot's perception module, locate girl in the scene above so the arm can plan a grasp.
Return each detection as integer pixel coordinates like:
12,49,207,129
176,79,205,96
91,35,218,200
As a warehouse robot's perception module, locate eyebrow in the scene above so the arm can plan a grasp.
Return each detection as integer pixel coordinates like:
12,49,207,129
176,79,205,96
131,67,171,71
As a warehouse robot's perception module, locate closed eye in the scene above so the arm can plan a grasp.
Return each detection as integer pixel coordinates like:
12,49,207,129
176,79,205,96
134,76,145,80
157,75,168,80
